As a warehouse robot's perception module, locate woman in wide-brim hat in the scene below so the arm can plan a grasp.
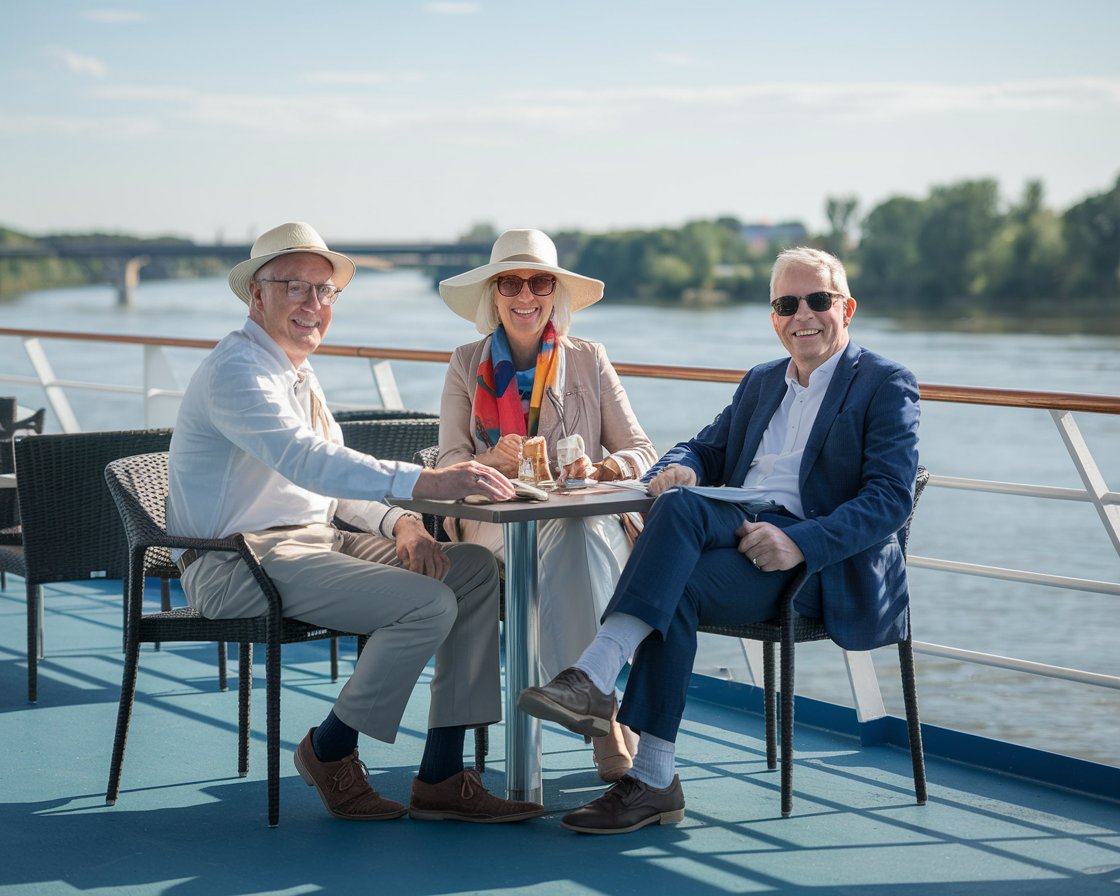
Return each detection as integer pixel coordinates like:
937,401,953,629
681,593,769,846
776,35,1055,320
436,229,657,782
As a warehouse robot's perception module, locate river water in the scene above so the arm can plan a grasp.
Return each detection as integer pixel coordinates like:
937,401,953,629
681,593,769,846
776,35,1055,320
2,271,1119,766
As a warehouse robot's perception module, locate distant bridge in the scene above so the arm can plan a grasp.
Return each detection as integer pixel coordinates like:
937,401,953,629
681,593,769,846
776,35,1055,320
0,240,543,306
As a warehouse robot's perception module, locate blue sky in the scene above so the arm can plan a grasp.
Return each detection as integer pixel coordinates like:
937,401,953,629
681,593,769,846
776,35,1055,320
2,1,1118,244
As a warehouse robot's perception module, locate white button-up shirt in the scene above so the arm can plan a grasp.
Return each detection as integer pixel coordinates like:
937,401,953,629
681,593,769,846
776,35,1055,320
740,349,843,519
168,319,421,543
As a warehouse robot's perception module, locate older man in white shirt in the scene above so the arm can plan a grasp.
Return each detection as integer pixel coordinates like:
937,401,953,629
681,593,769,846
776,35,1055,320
168,222,542,824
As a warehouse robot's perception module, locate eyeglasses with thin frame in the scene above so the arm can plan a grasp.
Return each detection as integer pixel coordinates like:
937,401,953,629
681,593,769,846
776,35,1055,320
256,278,342,305
494,274,557,298
770,291,845,317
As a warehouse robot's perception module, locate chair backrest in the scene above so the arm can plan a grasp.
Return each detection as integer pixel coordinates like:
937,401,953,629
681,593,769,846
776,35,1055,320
331,408,438,423
15,429,173,585
103,451,180,569
339,418,440,463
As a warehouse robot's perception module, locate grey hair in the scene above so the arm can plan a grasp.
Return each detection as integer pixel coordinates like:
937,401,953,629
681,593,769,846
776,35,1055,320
473,277,574,337
769,247,851,300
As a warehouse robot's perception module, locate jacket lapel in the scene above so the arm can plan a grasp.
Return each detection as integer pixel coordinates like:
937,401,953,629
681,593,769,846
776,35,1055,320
727,364,787,484
799,342,861,481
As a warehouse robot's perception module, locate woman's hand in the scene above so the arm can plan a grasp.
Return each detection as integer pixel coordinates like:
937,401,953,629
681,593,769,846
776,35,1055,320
478,433,524,478
561,453,595,482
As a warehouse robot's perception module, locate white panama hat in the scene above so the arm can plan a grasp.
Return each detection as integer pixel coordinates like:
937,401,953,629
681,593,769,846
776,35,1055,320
227,221,356,304
438,229,604,323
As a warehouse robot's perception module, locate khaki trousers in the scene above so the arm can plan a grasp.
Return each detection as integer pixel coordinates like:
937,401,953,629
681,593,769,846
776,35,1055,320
180,523,501,743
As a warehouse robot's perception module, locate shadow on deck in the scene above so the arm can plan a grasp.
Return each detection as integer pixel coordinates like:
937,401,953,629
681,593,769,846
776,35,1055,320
1,578,1118,896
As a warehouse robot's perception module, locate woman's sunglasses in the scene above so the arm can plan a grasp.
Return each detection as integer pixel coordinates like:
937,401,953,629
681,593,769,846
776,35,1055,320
495,275,557,298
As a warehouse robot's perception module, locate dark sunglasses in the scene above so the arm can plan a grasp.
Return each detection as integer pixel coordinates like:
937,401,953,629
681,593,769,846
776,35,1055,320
770,291,844,316
495,274,557,298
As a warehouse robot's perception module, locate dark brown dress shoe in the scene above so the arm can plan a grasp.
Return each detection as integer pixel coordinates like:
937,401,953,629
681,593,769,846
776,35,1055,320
517,667,615,738
560,775,685,834
409,769,545,823
293,729,406,821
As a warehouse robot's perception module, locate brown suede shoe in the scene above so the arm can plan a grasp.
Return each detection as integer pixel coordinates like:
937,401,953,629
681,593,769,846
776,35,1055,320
409,769,545,823
293,729,406,821
517,667,615,738
591,721,640,783
561,775,685,834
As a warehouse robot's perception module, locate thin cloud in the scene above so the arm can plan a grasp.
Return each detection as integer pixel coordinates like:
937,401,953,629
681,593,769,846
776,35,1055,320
307,70,422,86
13,74,1111,143
50,48,109,78
655,52,696,68
83,10,146,23
425,2,480,14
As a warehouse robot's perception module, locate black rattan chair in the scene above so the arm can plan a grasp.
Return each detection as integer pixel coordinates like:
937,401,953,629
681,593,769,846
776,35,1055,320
331,408,438,423
0,405,45,590
698,465,930,817
337,417,441,463
104,452,363,828
10,428,174,703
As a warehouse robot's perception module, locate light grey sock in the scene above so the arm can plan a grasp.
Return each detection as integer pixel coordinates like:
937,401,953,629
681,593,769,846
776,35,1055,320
631,731,676,790
574,613,653,696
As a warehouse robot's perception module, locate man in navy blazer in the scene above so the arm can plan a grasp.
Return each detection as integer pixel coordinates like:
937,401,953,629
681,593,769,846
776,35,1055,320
519,247,920,835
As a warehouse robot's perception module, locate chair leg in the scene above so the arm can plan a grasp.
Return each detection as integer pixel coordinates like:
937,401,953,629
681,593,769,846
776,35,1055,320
106,632,142,805
779,616,796,818
474,726,488,772
763,641,777,770
898,638,928,805
238,643,252,778
154,578,171,652
266,637,281,828
26,582,39,703
218,642,228,691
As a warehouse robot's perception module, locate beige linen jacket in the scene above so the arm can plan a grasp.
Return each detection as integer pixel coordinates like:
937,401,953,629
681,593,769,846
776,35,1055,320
437,334,657,479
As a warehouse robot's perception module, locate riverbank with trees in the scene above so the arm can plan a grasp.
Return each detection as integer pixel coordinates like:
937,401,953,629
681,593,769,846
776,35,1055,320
4,173,1118,334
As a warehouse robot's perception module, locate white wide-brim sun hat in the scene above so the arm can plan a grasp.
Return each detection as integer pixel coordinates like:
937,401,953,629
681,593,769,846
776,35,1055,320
438,229,604,323
227,221,356,304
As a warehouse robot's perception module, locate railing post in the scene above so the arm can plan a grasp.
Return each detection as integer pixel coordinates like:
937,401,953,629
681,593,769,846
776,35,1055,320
843,650,887,722
21,338,81,432
367,359,404,410
1052,409,1120,556
143,345,182,428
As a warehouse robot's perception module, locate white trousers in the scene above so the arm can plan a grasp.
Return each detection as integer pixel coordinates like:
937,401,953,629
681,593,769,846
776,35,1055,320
180,523,502,743
449,514,632,681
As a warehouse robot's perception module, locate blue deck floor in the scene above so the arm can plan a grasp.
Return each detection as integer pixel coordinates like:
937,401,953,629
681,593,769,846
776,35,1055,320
1,577,1118,896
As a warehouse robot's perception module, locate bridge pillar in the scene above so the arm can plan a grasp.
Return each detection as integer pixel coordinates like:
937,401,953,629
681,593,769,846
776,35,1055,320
117,255,149,308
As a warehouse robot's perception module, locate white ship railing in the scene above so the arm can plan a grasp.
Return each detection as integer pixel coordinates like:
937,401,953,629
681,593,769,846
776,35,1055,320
2,327,1118,745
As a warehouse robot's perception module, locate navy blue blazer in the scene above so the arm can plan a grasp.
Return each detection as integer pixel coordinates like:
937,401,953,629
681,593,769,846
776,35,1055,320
647,342,920,650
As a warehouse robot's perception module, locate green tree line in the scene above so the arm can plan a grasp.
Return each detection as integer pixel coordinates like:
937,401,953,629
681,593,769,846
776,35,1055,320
562,175,1120,315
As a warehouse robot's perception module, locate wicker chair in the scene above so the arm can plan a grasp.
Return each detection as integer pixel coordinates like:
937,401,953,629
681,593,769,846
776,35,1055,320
6,428,174,703
698,465,930,817
104,452,363,828
331,408,438,423
337,417,441,463
0,406,46,590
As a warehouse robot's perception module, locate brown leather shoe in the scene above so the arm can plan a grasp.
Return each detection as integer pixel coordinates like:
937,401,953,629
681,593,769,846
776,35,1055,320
293,729,406,821
409,768,545,823
560,775,685,834
517,667,615,738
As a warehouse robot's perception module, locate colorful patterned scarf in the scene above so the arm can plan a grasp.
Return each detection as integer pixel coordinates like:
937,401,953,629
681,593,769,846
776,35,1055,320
474,321,559,447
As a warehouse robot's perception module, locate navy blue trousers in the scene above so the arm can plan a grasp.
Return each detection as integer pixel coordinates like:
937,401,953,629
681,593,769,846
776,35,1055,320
607,488,810,743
